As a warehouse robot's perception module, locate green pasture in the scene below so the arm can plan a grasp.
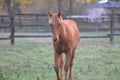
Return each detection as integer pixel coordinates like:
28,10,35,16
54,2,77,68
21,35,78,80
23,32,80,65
0,33,120,80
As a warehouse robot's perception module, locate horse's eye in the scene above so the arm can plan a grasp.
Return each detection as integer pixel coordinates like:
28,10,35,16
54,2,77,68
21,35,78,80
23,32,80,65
50,23,53,26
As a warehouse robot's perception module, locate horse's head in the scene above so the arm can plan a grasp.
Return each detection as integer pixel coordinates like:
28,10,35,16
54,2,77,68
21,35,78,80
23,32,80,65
48,11,63,42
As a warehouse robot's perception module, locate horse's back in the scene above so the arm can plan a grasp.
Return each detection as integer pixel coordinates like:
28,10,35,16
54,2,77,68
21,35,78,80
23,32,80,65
64,20,79,33
63,20,80,45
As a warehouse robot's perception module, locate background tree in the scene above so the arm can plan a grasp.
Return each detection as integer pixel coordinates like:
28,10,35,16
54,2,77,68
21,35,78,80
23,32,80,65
0,0,38,14
111,0,120,1
80,0,120,3
80,0,98,3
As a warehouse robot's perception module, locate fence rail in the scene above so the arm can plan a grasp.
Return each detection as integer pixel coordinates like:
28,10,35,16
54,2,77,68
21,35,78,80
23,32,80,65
0,13,48,27
0,13,120,45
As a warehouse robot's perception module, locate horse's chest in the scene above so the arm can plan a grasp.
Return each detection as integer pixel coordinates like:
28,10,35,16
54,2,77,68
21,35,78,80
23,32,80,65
54,42,69,53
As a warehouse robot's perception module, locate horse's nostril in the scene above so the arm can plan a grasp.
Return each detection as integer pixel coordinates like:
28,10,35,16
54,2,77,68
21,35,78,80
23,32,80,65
53,38,58,42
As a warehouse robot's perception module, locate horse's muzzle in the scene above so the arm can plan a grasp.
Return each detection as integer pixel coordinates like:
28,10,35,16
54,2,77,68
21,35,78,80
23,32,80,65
53,38,59,42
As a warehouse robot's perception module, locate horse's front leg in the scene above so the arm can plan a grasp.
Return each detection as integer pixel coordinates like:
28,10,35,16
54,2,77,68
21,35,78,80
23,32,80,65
54,52,61,80
64,50,72,80
60,56,63,80
69,50,75,80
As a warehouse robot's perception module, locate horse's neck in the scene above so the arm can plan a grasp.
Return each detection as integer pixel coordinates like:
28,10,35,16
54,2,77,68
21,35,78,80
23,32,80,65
59,21,67,40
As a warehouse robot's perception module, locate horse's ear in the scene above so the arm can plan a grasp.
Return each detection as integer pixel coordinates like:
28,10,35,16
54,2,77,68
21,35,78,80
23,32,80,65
48,11,53,17
58,12,63,20
58,12,61,18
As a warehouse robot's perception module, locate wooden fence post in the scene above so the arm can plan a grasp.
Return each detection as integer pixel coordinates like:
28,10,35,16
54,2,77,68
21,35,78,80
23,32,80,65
36,14,39,26
19,14,22,26
57,0,61,12
69,0,73,16
109,8,114,44
10,13,15,45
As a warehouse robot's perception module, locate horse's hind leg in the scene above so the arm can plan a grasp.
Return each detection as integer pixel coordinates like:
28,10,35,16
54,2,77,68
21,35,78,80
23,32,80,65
54,52,61,80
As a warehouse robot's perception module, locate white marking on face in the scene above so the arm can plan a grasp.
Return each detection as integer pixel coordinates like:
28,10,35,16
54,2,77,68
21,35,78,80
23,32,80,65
49,18,52,24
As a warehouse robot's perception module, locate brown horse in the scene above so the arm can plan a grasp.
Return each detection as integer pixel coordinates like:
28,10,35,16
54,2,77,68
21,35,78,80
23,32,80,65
48,11,80,80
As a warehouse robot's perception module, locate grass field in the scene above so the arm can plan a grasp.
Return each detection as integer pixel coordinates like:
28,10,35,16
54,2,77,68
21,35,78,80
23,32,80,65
0,34,120,80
